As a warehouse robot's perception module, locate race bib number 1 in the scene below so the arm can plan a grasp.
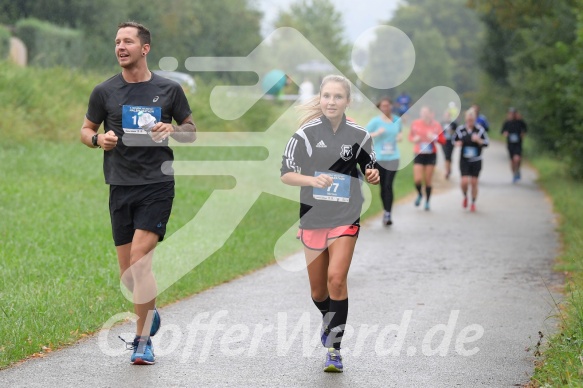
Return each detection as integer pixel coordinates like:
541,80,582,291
122,105,162,134
313,171,351,202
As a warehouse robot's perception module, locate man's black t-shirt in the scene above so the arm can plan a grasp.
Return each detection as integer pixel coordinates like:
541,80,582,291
281,115,376,229
86,73,192,185
501,119,527,145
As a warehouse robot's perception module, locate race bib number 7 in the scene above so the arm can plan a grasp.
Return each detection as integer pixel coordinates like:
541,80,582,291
313,171,351,202
122,105,162,134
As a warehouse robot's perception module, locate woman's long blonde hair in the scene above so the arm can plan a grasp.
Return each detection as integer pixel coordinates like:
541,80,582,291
297,75,352,127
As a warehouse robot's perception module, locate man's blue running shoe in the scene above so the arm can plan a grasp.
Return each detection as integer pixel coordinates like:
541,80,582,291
324,348,343,373
150,307,161,337
120,336,156,365
414,194,422,207
425,201,430,211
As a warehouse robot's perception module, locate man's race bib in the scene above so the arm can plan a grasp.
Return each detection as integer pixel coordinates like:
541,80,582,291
313,171,351,202
419,142,434,154
381,142,395,155
508,133,520,143
463,146,479,159
122,105,162,135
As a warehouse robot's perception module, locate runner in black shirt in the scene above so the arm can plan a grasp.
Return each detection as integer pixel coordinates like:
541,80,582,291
501,107,527,183
440,109,457,180
80,22,196,365
453,109,489,212
281,75,379,373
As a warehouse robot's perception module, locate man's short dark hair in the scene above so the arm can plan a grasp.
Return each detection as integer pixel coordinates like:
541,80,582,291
118,21,151,45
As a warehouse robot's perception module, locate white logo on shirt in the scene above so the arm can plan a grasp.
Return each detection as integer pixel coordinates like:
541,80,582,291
340,144,353,161
316,140,327,148
153,96,160,102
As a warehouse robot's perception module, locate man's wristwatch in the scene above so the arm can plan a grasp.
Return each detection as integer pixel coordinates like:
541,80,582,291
91,133,100,148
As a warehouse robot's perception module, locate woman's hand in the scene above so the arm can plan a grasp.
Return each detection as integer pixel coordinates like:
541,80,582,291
311,174,334,189
365,169,380,185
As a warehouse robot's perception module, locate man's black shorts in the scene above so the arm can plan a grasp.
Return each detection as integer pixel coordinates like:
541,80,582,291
109,181,175,246
460,159,482,177
508,143,522,158
413,153,437,166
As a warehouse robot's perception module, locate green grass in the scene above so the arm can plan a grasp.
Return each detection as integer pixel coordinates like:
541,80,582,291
527,150,583,387
0,62,413,368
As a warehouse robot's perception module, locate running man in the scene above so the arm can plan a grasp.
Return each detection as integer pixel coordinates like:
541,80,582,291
500,107,527,183
366,96,402,226
453,109,489,212
408,106,446,210
281,75,379,372
80,22,196,364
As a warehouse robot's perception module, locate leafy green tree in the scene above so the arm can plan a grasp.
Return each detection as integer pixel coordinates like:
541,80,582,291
471,0,583,177
0,0,264,76
385,0,484,100
363,25,453,101
270,0,351,73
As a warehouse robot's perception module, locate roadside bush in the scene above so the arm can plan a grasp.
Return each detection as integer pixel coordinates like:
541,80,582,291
14,18,84,68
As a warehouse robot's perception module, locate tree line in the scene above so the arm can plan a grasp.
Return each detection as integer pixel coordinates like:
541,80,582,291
469,0,583,177
4,0,577,177
0,0,264,76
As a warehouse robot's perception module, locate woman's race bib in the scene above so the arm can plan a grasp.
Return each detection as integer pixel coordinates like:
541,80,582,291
381,142,395,155
419,142,434,154
463,146,479,158
313,171,351,203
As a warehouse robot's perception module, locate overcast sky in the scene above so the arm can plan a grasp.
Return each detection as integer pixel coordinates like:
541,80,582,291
256,0,402,43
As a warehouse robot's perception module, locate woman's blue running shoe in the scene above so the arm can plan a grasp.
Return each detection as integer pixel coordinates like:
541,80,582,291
324,348,343,373
120,336,155,365
150,307,161,337
321,325,330,347
414,194,422,207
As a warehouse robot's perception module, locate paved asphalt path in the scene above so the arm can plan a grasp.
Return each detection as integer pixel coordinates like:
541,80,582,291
0,142,561,387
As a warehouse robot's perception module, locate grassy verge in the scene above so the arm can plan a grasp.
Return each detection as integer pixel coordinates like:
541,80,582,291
528,150,583,386
0,62,413,368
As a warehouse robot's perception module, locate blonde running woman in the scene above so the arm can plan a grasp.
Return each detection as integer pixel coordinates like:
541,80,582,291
280,75,379,372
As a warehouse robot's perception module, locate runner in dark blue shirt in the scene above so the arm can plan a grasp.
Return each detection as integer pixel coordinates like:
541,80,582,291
396,91,412,117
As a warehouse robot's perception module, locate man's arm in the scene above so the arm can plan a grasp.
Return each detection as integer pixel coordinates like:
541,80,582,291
171,115,197,143
150,115,196,143
80,117,118,151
